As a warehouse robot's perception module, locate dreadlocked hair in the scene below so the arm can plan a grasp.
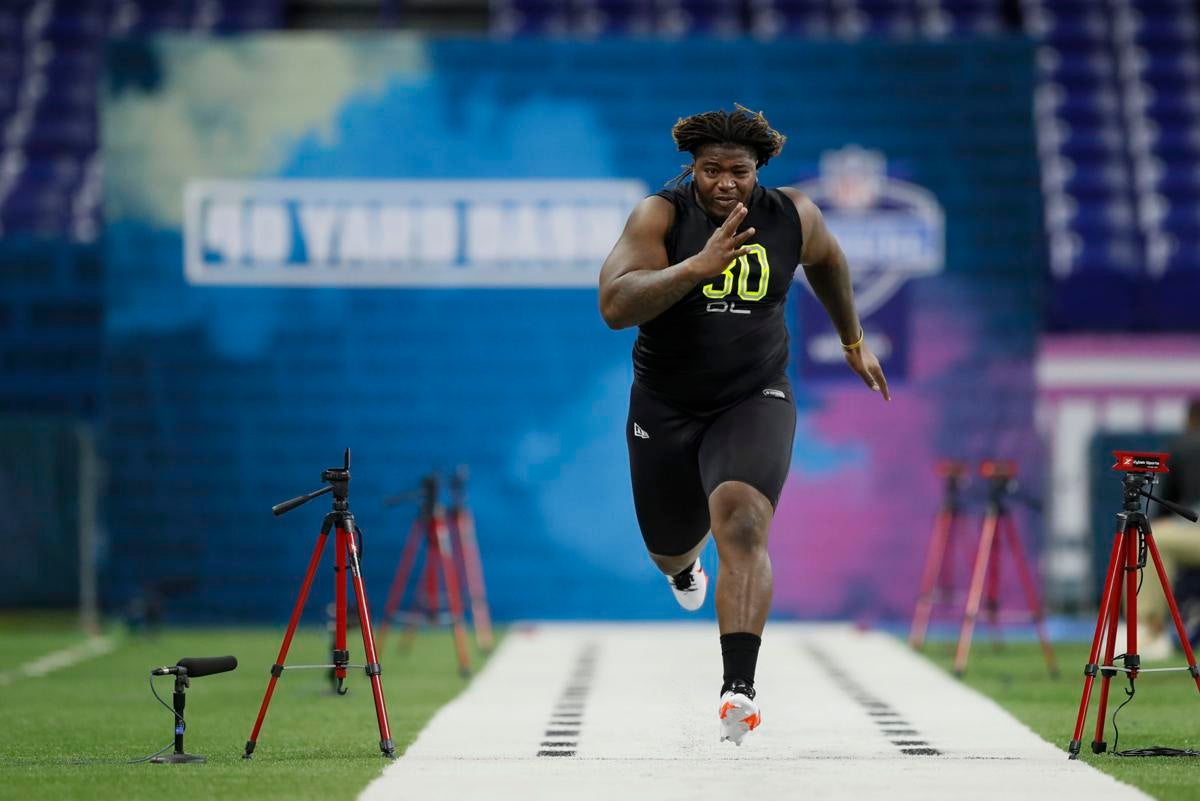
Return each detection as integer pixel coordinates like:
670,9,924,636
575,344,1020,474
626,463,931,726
668,104,786,186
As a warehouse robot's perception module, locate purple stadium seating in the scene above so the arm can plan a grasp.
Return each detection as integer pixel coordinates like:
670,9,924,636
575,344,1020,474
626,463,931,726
0,0,283,241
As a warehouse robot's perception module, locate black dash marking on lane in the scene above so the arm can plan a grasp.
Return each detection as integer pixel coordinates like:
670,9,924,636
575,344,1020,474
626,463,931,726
803,642,941,759
536,643,598,759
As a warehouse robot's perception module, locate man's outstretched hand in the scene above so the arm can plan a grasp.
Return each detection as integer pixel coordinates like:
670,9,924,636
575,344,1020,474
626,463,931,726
844,340,891,401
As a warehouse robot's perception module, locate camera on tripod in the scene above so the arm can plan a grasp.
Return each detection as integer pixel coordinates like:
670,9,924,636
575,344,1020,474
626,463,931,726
1067,450,1200,759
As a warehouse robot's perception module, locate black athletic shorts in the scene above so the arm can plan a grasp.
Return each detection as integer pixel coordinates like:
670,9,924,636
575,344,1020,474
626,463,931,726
625,375,797,557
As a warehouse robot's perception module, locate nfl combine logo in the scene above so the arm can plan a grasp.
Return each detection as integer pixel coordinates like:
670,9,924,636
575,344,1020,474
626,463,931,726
792,146,945,379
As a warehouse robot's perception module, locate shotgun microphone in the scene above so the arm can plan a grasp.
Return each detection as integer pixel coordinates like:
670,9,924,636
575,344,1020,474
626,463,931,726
146,656,237,764
151,656,237,677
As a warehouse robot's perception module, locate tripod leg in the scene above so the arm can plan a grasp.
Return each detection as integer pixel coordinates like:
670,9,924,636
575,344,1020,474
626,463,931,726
1144,532,1200,691
986,536,1002,651
1124,526,1140,678
946,515,966,657
960,518,975,602
910,508,953,648
433,511,472,676
453,507,494,652
424,527,440,624
379,520,423,646
1091,554,1125,754
244,518,333,759
344,515,396,758
332,527,349,694
954,511,999,676
943,515,957,600
1094,575,1118,753
400,531,433,651
1003,514,1059,676
425,530,440,626
1069,524,1125,758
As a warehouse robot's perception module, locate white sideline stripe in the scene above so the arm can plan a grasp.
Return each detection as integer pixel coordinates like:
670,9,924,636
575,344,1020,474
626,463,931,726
0,636,116,687
359,624,1151,801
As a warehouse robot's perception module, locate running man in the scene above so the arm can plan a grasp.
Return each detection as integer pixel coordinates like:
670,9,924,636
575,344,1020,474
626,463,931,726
598,106,889,745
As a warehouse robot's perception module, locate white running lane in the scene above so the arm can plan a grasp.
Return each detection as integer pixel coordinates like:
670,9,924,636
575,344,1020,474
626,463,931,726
360,624,1151,801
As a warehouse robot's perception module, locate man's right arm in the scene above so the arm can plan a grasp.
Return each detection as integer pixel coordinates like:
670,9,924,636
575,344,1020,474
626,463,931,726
598,197,698,330
598,196,753,330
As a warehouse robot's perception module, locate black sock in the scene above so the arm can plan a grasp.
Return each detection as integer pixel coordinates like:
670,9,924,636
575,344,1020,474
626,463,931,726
720,632,761,696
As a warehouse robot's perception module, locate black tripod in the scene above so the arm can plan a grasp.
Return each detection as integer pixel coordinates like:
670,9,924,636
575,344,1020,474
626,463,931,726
1068,451,1200,759
243,449,395,759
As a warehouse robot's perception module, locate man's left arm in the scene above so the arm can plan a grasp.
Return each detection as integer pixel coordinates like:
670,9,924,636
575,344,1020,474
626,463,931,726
780,187,890,401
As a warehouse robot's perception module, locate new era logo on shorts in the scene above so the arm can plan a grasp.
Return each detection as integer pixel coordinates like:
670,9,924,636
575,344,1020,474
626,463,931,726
762,388,785,399
633,423,650,439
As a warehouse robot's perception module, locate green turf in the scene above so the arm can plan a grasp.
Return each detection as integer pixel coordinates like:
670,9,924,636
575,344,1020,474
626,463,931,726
0,612,95,672
920,640,1200,801
0,622,494,801
10,621,1198,801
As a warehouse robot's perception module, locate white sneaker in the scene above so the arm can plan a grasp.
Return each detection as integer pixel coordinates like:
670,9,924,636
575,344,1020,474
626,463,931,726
668,559,707,611
718,683,760,746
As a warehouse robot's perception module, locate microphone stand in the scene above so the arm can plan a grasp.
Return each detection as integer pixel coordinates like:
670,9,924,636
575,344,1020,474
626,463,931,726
150,668,205,764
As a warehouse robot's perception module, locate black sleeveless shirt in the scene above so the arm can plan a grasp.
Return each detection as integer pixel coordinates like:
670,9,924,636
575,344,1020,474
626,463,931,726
632,182,803,413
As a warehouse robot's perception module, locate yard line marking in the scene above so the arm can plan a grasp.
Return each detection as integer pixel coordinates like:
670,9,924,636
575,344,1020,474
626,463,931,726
0,636,117,687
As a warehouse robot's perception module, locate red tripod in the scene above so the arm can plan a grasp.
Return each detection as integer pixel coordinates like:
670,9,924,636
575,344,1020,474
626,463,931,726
953,460,1058,677
447,467,494,652
1068,451,1200,759
243,450,394,759
379,473,472,676
910,461,970,649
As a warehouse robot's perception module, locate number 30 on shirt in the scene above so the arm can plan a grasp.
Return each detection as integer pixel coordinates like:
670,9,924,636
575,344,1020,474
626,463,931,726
701,243,770,302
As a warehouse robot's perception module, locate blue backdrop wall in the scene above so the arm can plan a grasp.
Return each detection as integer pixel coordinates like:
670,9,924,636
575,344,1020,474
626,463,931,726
101,36,1042,623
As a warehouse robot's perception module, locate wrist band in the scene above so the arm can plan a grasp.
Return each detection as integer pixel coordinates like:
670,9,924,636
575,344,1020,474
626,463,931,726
841,327,865,352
